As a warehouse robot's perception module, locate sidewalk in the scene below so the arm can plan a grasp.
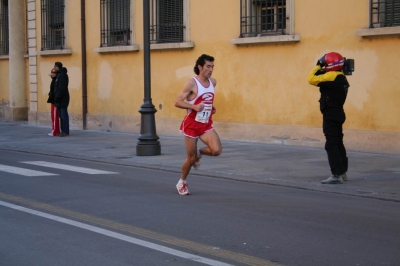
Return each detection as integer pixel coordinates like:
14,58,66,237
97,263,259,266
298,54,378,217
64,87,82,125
0,121,399,202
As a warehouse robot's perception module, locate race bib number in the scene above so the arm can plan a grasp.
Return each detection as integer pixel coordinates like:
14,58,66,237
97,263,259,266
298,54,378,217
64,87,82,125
195,104,213,123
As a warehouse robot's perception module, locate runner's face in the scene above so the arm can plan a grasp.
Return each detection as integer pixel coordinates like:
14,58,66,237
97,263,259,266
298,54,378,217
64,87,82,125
199,61,214,78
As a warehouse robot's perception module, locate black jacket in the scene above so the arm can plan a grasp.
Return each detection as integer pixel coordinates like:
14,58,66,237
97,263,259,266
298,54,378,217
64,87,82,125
54,67,70,108
308,65,349,113
47,77,56,104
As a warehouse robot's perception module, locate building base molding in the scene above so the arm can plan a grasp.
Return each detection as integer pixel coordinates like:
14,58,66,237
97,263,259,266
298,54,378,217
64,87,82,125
0,107,5,120
4,107,28,121
28,111,400,155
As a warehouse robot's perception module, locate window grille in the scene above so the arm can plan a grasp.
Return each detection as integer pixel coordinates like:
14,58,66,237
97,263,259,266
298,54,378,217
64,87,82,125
370,0,400,28
100,0,131,47
0,0,8,55
240,0,286,37
41,0,65,50
150,0,184,44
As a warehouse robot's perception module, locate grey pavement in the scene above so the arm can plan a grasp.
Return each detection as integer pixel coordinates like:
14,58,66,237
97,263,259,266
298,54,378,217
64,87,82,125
0,121,399,202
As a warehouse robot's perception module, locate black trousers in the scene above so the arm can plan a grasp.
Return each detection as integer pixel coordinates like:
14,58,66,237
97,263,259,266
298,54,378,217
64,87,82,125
59,107,69,135
322,110,348,175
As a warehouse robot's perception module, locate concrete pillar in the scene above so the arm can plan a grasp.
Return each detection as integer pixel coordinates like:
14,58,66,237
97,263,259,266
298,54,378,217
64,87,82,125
6,0,28,121
27,0,38,125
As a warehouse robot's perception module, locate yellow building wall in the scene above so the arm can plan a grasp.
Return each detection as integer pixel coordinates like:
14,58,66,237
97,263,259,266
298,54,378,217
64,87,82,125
35,0,83,117
0,57,29,120
296,1,400,132
109,0,400,133
85,2,144,117
28,0,400,152
0,60,9,109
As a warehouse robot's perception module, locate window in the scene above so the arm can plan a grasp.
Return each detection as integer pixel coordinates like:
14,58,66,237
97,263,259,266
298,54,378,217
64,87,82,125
240,0,286,37
100,0,131,47
0,0,8,55
150,0,184,44
41,0,65,50
370,0,400,28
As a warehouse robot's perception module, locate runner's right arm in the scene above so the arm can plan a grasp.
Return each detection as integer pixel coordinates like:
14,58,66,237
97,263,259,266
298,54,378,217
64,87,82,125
175,79,204,112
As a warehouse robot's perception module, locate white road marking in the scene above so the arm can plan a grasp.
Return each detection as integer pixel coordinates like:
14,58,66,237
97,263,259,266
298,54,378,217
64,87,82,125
21,161,118,175
0,164,57,176
0,200,233,266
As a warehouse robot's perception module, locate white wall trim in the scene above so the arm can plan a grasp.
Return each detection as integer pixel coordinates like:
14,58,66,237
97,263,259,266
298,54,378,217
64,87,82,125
37,49,73,56
230,35,300,46
148,42,194,50
94,45,140,53
355,26,400,38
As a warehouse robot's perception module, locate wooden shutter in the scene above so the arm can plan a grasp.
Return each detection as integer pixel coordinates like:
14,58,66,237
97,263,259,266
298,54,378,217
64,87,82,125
49,0,64,28
385,1,400,26
0,0,8,55
158,0,183,43
110,0,130,32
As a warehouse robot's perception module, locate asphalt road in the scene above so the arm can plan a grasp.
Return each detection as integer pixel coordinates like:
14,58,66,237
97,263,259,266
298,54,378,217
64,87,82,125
1,150,399,266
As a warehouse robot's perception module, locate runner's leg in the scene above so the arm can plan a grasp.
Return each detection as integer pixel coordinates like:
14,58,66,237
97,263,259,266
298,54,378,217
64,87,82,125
199,129,222,156
180,136,198,180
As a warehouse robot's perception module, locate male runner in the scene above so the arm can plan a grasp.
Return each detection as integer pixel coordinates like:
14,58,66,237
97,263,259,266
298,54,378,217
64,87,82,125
174,54,222,195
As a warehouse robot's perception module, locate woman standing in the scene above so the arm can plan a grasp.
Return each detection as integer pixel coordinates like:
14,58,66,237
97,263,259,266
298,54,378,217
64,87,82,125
47,68,60,136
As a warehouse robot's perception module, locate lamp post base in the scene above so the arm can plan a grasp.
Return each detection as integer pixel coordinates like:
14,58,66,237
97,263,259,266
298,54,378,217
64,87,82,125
136,101,161,156
136,142,161,156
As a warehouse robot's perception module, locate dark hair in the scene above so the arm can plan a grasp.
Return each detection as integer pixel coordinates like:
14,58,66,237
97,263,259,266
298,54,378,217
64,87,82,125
55,62,63,69
193,54,214,75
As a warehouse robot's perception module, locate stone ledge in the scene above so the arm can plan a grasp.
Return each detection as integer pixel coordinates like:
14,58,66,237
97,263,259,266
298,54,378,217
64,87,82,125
37,49,73,56
0,54,29,60
147,42,195,51
94,45,140,53
355,26,400,38
230,34,300,46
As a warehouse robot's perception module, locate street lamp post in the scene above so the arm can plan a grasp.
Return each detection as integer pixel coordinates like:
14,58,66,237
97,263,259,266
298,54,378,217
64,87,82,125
136,0,161,156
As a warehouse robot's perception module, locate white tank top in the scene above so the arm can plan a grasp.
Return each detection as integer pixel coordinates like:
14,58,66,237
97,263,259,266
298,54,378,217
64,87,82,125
187,77,215,123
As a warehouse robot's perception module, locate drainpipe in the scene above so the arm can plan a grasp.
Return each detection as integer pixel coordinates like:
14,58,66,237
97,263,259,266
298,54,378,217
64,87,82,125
81,0,87,129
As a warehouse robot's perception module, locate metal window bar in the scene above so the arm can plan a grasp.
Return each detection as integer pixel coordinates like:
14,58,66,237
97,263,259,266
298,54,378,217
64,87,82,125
150,0,184,44
0,0,8,55
41,0,65,50
240,0,286,38
100,0,130,47
370,0,400,28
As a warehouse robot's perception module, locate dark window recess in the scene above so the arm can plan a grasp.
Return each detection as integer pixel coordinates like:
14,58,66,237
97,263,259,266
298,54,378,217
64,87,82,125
370,0,400,28
100,0,131,47
0,0,8,55
41,0,65,50
240,0,286,38
150,0,184,44
385,0,400,26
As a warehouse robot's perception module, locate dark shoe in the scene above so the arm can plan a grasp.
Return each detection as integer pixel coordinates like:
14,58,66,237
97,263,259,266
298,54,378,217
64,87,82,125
342,173,348,181
59,132,69,137
321,175,343,184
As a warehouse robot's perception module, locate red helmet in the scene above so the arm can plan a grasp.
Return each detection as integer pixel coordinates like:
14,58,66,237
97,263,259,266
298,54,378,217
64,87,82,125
324,52,344,71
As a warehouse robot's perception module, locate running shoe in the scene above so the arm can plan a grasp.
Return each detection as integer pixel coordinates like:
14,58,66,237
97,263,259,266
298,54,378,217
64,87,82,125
321,175,343,184
176,182,190,195
193,150,202,170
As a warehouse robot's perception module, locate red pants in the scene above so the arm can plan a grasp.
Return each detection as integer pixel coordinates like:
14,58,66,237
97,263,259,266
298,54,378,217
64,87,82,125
50,104,60,135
